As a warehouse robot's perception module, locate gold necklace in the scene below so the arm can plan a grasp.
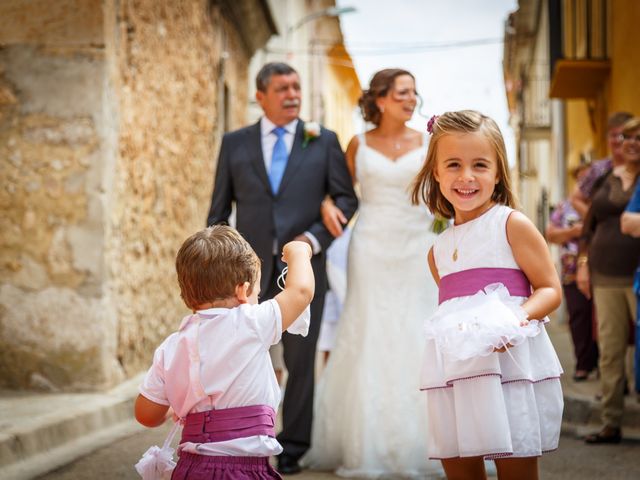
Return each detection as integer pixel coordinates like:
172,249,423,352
451,204,495,261
451,223,471,262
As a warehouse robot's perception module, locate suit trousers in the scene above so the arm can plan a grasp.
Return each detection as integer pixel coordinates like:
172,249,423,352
593,284,636,428
263,256,326,460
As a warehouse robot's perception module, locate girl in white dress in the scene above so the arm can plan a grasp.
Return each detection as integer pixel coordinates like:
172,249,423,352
411,110,563,480
305,69,442,478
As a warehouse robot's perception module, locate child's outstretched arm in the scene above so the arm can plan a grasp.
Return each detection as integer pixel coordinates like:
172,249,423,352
134,394,170,428
275,241,315,331
507,211,562,320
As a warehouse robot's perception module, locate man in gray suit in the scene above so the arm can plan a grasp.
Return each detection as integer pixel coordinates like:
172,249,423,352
207,62,358,474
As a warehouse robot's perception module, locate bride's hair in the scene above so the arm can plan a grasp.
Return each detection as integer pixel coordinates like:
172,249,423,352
359,69,414,126
410,110,518,219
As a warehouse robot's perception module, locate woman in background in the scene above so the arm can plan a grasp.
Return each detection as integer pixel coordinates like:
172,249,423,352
546,164,599,381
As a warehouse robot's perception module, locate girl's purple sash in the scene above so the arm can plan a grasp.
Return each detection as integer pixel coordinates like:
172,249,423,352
180,404,276,444
438,268,531,305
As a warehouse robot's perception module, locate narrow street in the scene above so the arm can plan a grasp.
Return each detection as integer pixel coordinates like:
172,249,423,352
39,424,640,480
3,1,640,479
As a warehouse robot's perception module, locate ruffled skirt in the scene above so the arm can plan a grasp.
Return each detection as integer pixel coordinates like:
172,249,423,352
421,322,563,459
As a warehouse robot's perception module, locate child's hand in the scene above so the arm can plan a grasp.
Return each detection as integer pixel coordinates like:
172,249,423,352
282,240,313,263
494,343,513,353
167,407,179,423
494,334,514,353
276,241,315,332
493,317,530,352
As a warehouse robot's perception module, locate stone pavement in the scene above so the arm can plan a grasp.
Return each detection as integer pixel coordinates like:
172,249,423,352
1,321,639,479
36,425,640,480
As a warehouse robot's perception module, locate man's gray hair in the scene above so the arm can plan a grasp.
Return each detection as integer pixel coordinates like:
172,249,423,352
256,62,298,92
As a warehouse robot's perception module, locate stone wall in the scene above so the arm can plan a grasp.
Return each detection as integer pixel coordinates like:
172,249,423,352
109,0,251,375
0,0,120,389
0,0,270,390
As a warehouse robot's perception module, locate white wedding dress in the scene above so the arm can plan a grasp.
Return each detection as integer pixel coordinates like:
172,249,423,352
304,134,442,478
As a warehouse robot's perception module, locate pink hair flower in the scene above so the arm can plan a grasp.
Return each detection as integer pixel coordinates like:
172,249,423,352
427,115,439,134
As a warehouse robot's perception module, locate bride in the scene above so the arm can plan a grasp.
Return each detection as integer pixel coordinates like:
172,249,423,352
304,69,442,478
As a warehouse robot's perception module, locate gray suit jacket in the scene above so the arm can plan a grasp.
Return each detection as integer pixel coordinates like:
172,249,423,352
207,119,358,297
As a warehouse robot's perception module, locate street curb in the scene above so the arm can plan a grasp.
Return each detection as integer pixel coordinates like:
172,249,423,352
0,375,144,480
2,420,143,480
562,392,640,438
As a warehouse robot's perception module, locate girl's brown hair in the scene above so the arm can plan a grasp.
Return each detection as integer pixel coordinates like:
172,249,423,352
359,68,415,126
176,226,260,310
411,110,518,218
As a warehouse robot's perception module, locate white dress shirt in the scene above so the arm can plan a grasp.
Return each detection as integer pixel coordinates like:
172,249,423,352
139,300,311,457
140,302,282,456
259,116,321,254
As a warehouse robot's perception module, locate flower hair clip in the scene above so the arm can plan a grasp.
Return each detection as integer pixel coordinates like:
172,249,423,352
427,115,439,134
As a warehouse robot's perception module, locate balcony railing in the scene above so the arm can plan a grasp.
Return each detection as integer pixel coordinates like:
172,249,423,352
521,70,551,130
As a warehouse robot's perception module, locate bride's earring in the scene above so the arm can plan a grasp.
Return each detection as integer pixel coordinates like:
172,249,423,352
380,105,385,113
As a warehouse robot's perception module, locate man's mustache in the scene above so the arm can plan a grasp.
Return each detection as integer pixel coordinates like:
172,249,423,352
282,100,300,108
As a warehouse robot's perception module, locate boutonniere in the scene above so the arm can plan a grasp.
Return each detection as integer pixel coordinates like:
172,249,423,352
302,122,321,148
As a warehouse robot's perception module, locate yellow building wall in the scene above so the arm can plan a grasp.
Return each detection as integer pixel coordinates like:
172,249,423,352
608,0,640,116
323,44,361,149
565,99,595,178
565,99,604,192
562,0,640,194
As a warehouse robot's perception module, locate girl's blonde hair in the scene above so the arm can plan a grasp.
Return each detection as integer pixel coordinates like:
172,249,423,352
411,110,518,218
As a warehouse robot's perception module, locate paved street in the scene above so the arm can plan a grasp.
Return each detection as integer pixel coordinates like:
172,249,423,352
38,422,640,480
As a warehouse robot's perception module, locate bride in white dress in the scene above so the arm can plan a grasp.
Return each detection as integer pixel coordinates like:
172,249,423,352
304,69,442,478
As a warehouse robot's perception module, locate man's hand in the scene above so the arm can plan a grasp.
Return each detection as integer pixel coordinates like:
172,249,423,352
321,198,347,238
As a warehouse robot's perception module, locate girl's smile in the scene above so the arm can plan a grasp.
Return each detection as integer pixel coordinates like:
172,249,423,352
453,187,479,197
435,131,499,224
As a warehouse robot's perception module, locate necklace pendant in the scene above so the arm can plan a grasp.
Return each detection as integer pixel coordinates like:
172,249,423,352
452,248,458,261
